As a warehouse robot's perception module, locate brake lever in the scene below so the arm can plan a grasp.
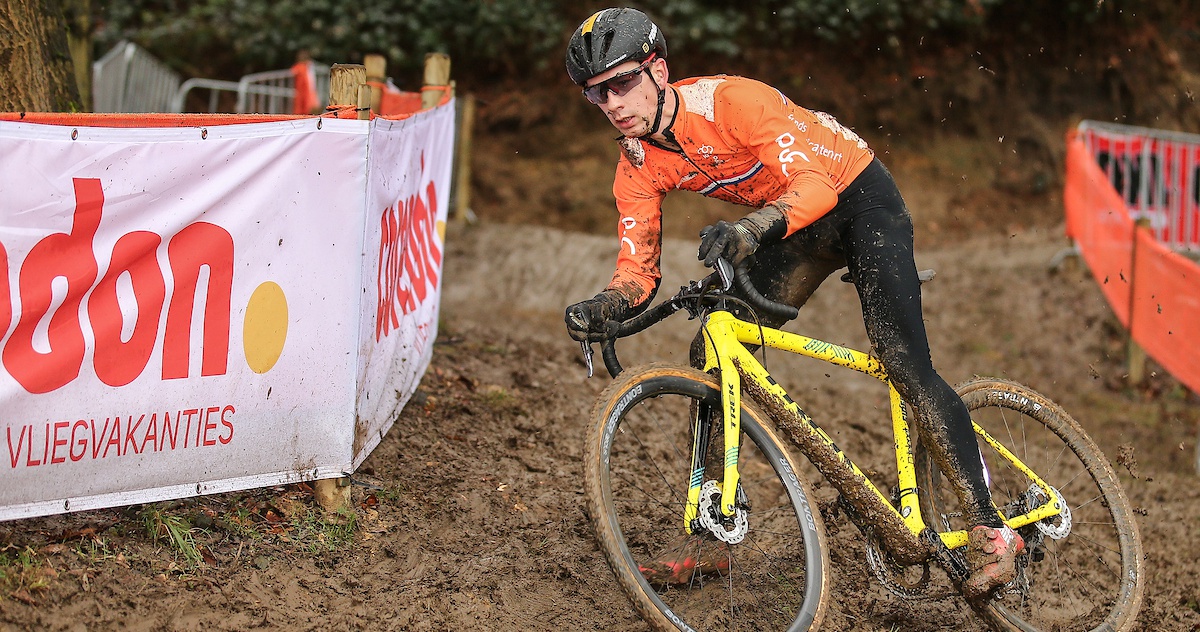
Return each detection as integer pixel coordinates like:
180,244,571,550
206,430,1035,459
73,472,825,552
715,258,735,291
580,341,595,378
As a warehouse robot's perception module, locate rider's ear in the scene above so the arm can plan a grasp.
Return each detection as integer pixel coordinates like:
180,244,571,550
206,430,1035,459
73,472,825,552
652,58,669,89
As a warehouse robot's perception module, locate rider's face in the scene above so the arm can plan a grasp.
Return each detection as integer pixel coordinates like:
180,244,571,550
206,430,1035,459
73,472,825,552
584,58,666,138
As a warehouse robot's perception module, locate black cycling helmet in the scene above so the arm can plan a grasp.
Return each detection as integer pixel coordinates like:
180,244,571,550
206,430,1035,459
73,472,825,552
566,8,667,86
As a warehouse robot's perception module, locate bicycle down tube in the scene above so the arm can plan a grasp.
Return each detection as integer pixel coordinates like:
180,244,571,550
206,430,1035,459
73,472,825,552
695,310,1064,561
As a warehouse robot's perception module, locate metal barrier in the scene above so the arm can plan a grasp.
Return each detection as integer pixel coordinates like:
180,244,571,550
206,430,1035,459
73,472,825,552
92,41,182,113
170,78,293,114
1077,120,1200,253
236,67,330,114
94,40,330,115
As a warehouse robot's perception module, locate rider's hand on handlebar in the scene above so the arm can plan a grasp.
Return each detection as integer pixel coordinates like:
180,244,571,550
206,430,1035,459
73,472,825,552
698,220,758,269
565,290,630,342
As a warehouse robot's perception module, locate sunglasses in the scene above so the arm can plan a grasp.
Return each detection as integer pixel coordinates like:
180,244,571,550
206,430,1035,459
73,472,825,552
582,55,657,105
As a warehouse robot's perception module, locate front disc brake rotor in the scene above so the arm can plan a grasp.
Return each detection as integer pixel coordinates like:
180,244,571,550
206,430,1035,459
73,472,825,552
697,480,748,544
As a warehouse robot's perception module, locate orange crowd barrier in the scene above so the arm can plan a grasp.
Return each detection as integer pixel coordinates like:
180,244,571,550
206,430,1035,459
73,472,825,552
1065,127,1200,393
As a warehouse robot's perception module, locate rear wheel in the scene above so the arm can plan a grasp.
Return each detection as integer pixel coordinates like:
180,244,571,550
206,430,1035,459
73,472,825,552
916,378,1144,632
585,363,830,631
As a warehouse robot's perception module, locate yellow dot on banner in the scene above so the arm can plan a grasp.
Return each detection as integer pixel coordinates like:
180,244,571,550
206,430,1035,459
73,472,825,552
243,281,288,374
436,219,445,243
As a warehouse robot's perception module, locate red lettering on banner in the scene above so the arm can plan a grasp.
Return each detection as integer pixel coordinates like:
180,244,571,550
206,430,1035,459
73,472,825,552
6,426,26,468
70,420,88,461
219,405,234,444
50,421,68,464
0,179,235,393
103,418,122,459
376,179,442,340
90,231,165,387
89,418,110,459
163,224,233,380
3,178,102,393
161,411,178,450
4,405,237,468
123,414,145,455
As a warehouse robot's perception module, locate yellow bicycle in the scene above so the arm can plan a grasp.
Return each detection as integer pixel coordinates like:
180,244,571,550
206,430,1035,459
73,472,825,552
581,260,1144,632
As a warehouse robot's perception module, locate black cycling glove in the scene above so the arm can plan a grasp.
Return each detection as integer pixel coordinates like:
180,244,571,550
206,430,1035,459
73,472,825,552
564,290,631,342
697,205,788,269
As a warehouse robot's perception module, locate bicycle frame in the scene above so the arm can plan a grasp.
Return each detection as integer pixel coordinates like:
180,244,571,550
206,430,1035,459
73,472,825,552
684,309,1063,560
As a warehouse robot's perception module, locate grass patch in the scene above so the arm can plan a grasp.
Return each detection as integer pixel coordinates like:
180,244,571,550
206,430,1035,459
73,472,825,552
141,507,203,569
0,546,50,598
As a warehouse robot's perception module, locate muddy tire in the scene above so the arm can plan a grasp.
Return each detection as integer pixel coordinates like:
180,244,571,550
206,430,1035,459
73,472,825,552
584,363,830,631
916,378,1144,632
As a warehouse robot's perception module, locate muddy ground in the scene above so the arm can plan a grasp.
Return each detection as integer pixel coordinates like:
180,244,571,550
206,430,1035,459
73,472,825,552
1,208,1199,630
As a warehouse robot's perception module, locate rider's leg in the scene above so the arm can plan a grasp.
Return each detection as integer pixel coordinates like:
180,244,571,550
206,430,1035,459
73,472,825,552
836,160,1000,528
835,159,1023,598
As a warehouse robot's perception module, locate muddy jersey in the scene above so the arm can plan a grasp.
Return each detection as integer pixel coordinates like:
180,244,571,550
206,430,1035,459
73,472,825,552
607,75,874,309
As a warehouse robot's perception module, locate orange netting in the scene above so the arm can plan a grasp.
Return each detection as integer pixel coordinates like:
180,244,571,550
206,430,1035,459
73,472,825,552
0,112,310,127
0,85,453,127
1065,131,1200,393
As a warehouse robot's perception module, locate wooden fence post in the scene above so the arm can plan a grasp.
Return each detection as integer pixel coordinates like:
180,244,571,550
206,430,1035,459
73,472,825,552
1126,217,1151,386
422,53,451,110
363,54,386,114
314,62,368,514
329,63,367,113
453,93,476,223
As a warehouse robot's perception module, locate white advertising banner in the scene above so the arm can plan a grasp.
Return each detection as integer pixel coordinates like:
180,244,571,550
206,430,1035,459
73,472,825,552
355,110,454,466
0,105,454,520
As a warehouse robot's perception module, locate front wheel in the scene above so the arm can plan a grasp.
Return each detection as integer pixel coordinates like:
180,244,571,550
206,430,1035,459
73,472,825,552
584,363,830,631
917,378,1144,632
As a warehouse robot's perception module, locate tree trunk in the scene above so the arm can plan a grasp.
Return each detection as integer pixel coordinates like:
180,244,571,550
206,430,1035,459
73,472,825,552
0,0,82,112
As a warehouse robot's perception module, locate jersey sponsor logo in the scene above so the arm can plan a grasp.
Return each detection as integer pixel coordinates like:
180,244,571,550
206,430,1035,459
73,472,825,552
773,132,812,177
619,217,639,255
808,142,844,163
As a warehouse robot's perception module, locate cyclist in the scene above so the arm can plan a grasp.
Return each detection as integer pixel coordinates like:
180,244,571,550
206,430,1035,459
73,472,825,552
562,7,1023,600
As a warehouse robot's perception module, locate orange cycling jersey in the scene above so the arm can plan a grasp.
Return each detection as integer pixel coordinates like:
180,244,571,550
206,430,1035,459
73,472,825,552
607,75,874,309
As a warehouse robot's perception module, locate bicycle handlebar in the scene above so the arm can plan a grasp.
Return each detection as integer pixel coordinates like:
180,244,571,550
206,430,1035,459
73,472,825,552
592,259,799,378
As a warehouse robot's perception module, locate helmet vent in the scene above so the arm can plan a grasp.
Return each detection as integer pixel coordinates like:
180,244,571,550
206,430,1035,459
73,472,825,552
599,31,615,61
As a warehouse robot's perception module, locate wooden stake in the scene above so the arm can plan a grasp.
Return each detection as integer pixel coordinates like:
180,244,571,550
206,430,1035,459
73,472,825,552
315,62,366,513
453,93,476,223
422,53,451,110
1127,217,1151,386
314,476,351,514
329,64,367,109
363,54,386,113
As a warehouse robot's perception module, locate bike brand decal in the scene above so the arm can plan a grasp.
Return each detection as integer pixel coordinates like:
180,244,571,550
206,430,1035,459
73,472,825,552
0,178,237,394
802,339,855,363
777,457,817,531
376,176,443,341
603,383,644,464
990,390,1041,412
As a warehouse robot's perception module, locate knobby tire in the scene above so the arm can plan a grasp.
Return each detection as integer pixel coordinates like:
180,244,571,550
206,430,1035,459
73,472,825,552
585,363,830,631
917,378,1144,632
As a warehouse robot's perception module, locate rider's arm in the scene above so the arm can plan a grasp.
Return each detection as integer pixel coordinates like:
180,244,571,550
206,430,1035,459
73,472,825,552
606,156,667,315
714,79,871,238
